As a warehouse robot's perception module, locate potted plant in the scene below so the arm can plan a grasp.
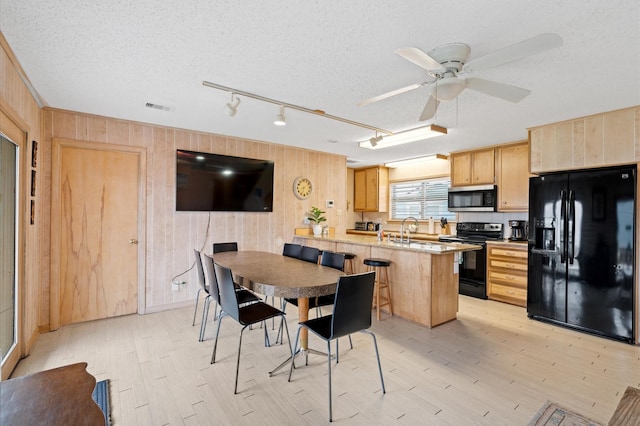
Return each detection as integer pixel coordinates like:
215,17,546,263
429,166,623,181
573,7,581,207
307,206,327,236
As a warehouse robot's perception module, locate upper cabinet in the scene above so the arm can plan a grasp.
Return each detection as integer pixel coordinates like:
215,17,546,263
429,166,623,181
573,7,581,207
450,148,495,186
354,166,389,212
496,142,530,212
529,106,640,174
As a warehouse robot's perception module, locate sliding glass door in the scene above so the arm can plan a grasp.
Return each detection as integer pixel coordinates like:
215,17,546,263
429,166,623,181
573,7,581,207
0,133,18,377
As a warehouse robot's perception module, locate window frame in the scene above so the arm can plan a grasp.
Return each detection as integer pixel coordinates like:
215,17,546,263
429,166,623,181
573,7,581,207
389,177,455,222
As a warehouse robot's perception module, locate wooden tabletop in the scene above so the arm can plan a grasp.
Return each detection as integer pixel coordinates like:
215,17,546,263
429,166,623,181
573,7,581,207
1,362,105,425
212,251,344,298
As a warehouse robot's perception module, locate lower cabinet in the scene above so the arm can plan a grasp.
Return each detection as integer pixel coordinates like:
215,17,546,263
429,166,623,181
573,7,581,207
486,243,528,307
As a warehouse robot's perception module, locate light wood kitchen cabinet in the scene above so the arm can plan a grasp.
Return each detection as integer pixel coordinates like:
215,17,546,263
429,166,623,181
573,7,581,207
354,166,389,212
486,243,528,307
496,142,530,212
450,148,495,186
529,106,640,173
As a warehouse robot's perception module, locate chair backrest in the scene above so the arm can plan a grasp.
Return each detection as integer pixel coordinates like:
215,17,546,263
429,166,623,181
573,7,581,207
213,242,238,254
299,246,320,264
213,262,241,321
202,254,220,304
282,243,302,258
194,249,207,292
331,271,376,339
320,251,345,272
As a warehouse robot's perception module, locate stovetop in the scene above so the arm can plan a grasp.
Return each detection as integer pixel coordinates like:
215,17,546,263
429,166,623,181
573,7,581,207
439,222,503,243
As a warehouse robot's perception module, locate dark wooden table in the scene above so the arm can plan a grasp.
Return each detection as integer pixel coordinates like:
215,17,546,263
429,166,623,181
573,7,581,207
0,362,105,425
212,250,344,352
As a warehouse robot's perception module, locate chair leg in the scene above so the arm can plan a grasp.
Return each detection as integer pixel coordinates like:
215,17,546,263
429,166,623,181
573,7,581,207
362,330,386,394
348,335,353,350
327,340,333,422
199,295,211,342
288,326,303,382
234,325,249,394
211,313,226,364
192,288,202,326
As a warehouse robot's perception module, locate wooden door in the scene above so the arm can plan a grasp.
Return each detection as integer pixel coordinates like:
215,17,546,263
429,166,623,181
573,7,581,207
51,139,143,328
450,152,471,186
471,149,495,184
497,143,529,211
364,167,379,211
353,168,367,211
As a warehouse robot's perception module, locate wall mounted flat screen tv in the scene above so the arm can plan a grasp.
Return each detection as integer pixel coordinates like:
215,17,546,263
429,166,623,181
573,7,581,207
176,149,274,212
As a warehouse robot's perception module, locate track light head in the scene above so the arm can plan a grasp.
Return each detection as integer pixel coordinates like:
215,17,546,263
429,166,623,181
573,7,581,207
274,106,286,126
225,95,241,117
369,135,383,147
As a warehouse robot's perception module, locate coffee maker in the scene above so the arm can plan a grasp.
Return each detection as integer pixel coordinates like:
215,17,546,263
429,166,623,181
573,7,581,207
508,220,528,241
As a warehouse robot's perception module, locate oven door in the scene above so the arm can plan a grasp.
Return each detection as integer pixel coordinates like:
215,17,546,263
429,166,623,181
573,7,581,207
459,243,487,299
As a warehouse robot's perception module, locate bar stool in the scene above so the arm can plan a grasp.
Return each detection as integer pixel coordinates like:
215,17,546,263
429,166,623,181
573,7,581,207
363,258,393,320
337,252,356,274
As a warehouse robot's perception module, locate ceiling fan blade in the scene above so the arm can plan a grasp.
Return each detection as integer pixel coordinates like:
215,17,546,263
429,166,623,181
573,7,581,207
462,33,563,73
357,83,424,106
395,47,446,73
419,96,440,121
465,78,531,103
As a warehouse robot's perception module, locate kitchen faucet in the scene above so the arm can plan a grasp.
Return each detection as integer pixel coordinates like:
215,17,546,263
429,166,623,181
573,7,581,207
400,216,419,243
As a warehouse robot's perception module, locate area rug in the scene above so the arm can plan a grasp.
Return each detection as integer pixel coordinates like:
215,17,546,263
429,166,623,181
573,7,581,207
92,379,111,426
528,401,602,426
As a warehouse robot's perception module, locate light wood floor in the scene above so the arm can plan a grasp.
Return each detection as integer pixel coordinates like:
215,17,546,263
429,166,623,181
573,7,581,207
11,296,640,425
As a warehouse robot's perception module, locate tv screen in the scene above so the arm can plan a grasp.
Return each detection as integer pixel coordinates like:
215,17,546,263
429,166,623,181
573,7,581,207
176,149,274,212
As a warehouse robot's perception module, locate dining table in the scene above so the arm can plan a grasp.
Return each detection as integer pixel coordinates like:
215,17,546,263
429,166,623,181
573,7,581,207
212,250,344,374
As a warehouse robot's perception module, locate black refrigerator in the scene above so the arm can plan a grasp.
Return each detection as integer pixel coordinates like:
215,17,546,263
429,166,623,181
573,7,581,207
527,165,636,343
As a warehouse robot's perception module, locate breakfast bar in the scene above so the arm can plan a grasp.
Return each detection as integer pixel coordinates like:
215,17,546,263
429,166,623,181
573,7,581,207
293,234,481,328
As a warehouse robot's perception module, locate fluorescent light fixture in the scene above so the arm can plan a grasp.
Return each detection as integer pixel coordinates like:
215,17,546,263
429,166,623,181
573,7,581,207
359,124,447,149
385,154,448,168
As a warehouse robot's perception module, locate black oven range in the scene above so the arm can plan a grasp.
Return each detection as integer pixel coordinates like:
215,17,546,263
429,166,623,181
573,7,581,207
439,222,503,299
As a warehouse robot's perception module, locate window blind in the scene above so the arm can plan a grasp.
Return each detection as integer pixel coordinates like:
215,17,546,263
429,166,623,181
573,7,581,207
390,179,455,221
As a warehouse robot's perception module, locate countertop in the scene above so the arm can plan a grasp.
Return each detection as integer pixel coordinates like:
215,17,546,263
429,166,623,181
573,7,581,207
485,239,529,248
346,229,443,241
295,233,481,255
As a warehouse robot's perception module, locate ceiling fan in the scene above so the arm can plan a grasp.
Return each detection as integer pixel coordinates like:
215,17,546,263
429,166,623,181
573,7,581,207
358,33,563,121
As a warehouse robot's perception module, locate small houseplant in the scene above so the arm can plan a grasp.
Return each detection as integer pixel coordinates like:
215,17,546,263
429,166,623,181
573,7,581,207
307,206,327,236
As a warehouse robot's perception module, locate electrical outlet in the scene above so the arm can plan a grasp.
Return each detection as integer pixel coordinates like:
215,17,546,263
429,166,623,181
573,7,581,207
172,280,186,291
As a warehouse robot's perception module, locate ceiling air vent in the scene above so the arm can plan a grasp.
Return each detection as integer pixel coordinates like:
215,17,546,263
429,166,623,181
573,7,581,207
145,102,172,112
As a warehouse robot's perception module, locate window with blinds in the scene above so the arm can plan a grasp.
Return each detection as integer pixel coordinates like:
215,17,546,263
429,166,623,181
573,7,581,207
390,178,456,221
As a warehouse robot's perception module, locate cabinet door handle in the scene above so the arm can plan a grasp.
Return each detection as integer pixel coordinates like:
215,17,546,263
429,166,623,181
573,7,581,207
505,263,515,268
505,251,514,256
505,275,515,280
506,289,515,295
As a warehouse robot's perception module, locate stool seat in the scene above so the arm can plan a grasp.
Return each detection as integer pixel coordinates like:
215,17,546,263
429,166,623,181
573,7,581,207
364,258,391,267
338,252,356,260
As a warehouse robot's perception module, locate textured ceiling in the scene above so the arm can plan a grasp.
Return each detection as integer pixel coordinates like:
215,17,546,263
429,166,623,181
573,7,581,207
1,1,639,166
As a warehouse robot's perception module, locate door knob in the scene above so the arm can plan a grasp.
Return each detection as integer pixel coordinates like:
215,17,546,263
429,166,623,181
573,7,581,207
129,239,138,245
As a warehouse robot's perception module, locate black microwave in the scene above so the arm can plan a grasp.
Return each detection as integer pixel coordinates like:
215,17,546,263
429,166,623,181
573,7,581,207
448,184,497,212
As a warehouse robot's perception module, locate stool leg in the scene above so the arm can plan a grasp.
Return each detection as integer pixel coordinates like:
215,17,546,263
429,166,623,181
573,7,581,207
383,267,393,315
375,267,381,321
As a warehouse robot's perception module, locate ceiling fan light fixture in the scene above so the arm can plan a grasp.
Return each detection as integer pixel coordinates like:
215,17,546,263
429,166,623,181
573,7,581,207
359,124,447,150
433,77,466,101
225,95,241,117
274,105,286,126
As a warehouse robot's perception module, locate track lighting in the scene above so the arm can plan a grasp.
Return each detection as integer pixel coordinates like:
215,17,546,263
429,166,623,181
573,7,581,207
203,80,392,135
369,133,383,147
274,105,286,126
225,94,241,117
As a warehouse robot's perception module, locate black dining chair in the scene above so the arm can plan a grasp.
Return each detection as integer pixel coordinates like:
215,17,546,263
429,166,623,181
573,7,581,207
211,262,292,394
288,271,385,422
282,242,302,258
200,254,261,342
192,249,211,338
299,246,320,264
212,242,238,253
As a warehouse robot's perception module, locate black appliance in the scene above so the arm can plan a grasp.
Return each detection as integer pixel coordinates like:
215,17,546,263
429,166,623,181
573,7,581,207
355,221,368,231
440,222,503,299
528,166,636,343
508,220,528,241
447,184,497,212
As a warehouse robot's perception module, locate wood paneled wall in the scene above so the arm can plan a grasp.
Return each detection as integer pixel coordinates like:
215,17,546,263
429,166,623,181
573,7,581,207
42,109,347,315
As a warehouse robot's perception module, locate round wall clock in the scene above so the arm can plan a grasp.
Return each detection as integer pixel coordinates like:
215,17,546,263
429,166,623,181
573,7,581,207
293,176,313,199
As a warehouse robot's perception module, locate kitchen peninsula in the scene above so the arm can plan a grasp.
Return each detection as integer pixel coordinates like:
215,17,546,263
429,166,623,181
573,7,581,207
293,234,481,328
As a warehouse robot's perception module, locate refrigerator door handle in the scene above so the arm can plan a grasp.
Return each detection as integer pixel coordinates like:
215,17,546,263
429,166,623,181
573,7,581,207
560,190,567,264
568,190,575,264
